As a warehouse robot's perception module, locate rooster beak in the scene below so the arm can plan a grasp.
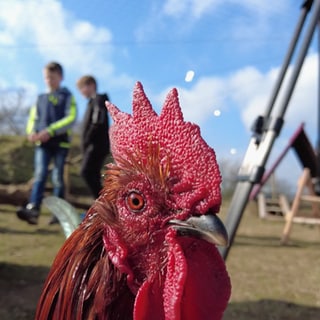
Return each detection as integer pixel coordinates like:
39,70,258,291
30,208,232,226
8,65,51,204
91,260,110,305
168,214,229,247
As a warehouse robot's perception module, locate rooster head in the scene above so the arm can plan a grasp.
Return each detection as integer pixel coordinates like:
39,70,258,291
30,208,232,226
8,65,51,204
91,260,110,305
97,82,231,319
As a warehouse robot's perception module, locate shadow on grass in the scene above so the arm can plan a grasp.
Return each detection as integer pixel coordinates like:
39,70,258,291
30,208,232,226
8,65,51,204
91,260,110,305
0,207,17,214
0,227,60,236
235,234,320,248
0,263,319,320
224,299,320,320
0,262,50,320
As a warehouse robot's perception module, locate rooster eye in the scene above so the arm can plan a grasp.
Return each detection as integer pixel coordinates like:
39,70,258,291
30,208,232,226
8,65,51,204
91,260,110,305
126,191,145,212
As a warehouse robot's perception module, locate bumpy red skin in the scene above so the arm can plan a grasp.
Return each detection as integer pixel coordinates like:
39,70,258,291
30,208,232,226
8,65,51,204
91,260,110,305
35,82,231,320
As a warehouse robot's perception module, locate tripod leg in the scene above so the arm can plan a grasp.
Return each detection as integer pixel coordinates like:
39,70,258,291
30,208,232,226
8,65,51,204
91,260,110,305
218,182,253,259
263,0,312,119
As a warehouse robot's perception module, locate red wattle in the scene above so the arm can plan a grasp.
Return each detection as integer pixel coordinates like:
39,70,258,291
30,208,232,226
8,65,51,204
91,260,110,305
133,232,231,320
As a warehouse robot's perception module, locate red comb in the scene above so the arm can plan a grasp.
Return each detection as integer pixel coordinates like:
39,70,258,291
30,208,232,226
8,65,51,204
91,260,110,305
107,82,221,214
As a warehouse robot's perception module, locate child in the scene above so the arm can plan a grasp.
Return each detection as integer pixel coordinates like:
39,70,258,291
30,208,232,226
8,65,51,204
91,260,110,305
17,62,77,225
76,75,110,199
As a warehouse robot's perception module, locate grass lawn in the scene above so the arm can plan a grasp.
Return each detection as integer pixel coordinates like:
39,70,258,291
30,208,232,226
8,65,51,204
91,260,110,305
0,200,319,319
221,202,320,319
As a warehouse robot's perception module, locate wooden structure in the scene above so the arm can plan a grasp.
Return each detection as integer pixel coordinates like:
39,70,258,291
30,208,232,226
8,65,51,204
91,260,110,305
257,193,290,220
281,168,320,244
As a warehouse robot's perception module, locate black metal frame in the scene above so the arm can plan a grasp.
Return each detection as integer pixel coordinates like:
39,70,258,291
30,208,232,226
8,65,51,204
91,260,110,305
219,0,320,260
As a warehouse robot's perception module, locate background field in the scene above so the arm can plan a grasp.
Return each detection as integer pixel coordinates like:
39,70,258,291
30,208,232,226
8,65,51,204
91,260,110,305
0,134,319,319
1,200,319,320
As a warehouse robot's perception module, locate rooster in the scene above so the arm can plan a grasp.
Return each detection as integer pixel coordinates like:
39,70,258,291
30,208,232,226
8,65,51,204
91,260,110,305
35,82,231,320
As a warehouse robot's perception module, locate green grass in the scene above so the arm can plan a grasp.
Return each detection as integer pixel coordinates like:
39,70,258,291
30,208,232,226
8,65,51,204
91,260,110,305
0,205,65,320
0,201,320,319
221,202,320,319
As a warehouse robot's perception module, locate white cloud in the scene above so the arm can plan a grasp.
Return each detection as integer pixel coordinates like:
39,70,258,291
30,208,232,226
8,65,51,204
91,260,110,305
153,53,317,137
131,0,294,55
0,0,133,89
163,0,221,19
154,76,228,123
0,0,140,123
235,53,318,132
72,21,111,44
0,32,14,45
0,78,9,88
162,0,289,20
0,0,314,133
163,0,189,17
283,54,318,129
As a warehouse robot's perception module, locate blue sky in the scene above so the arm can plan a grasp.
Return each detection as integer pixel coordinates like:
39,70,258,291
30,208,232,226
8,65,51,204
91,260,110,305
0,0,318,188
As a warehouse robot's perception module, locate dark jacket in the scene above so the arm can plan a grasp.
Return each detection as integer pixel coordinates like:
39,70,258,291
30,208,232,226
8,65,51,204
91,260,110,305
81,93,110,154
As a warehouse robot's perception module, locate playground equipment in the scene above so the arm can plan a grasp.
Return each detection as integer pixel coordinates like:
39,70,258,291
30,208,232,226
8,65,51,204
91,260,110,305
257,192,290,220
219,0,320,260
249,122,320,241
250,123,317,200
281,168,320,244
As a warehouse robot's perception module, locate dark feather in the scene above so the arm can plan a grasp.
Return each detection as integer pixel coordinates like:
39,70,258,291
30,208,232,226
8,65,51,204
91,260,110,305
35,203,134,320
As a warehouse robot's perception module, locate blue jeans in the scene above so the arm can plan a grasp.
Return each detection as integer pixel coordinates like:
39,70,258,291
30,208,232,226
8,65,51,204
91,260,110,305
29,146,68,208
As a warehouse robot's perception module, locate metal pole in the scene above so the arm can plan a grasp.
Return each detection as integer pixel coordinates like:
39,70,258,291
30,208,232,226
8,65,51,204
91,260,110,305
277,0,320,119
264,0,313,119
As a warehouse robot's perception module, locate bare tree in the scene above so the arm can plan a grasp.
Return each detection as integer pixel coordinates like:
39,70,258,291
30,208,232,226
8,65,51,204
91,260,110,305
218,157,240,197
0,88,30,135
219,156,294,199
